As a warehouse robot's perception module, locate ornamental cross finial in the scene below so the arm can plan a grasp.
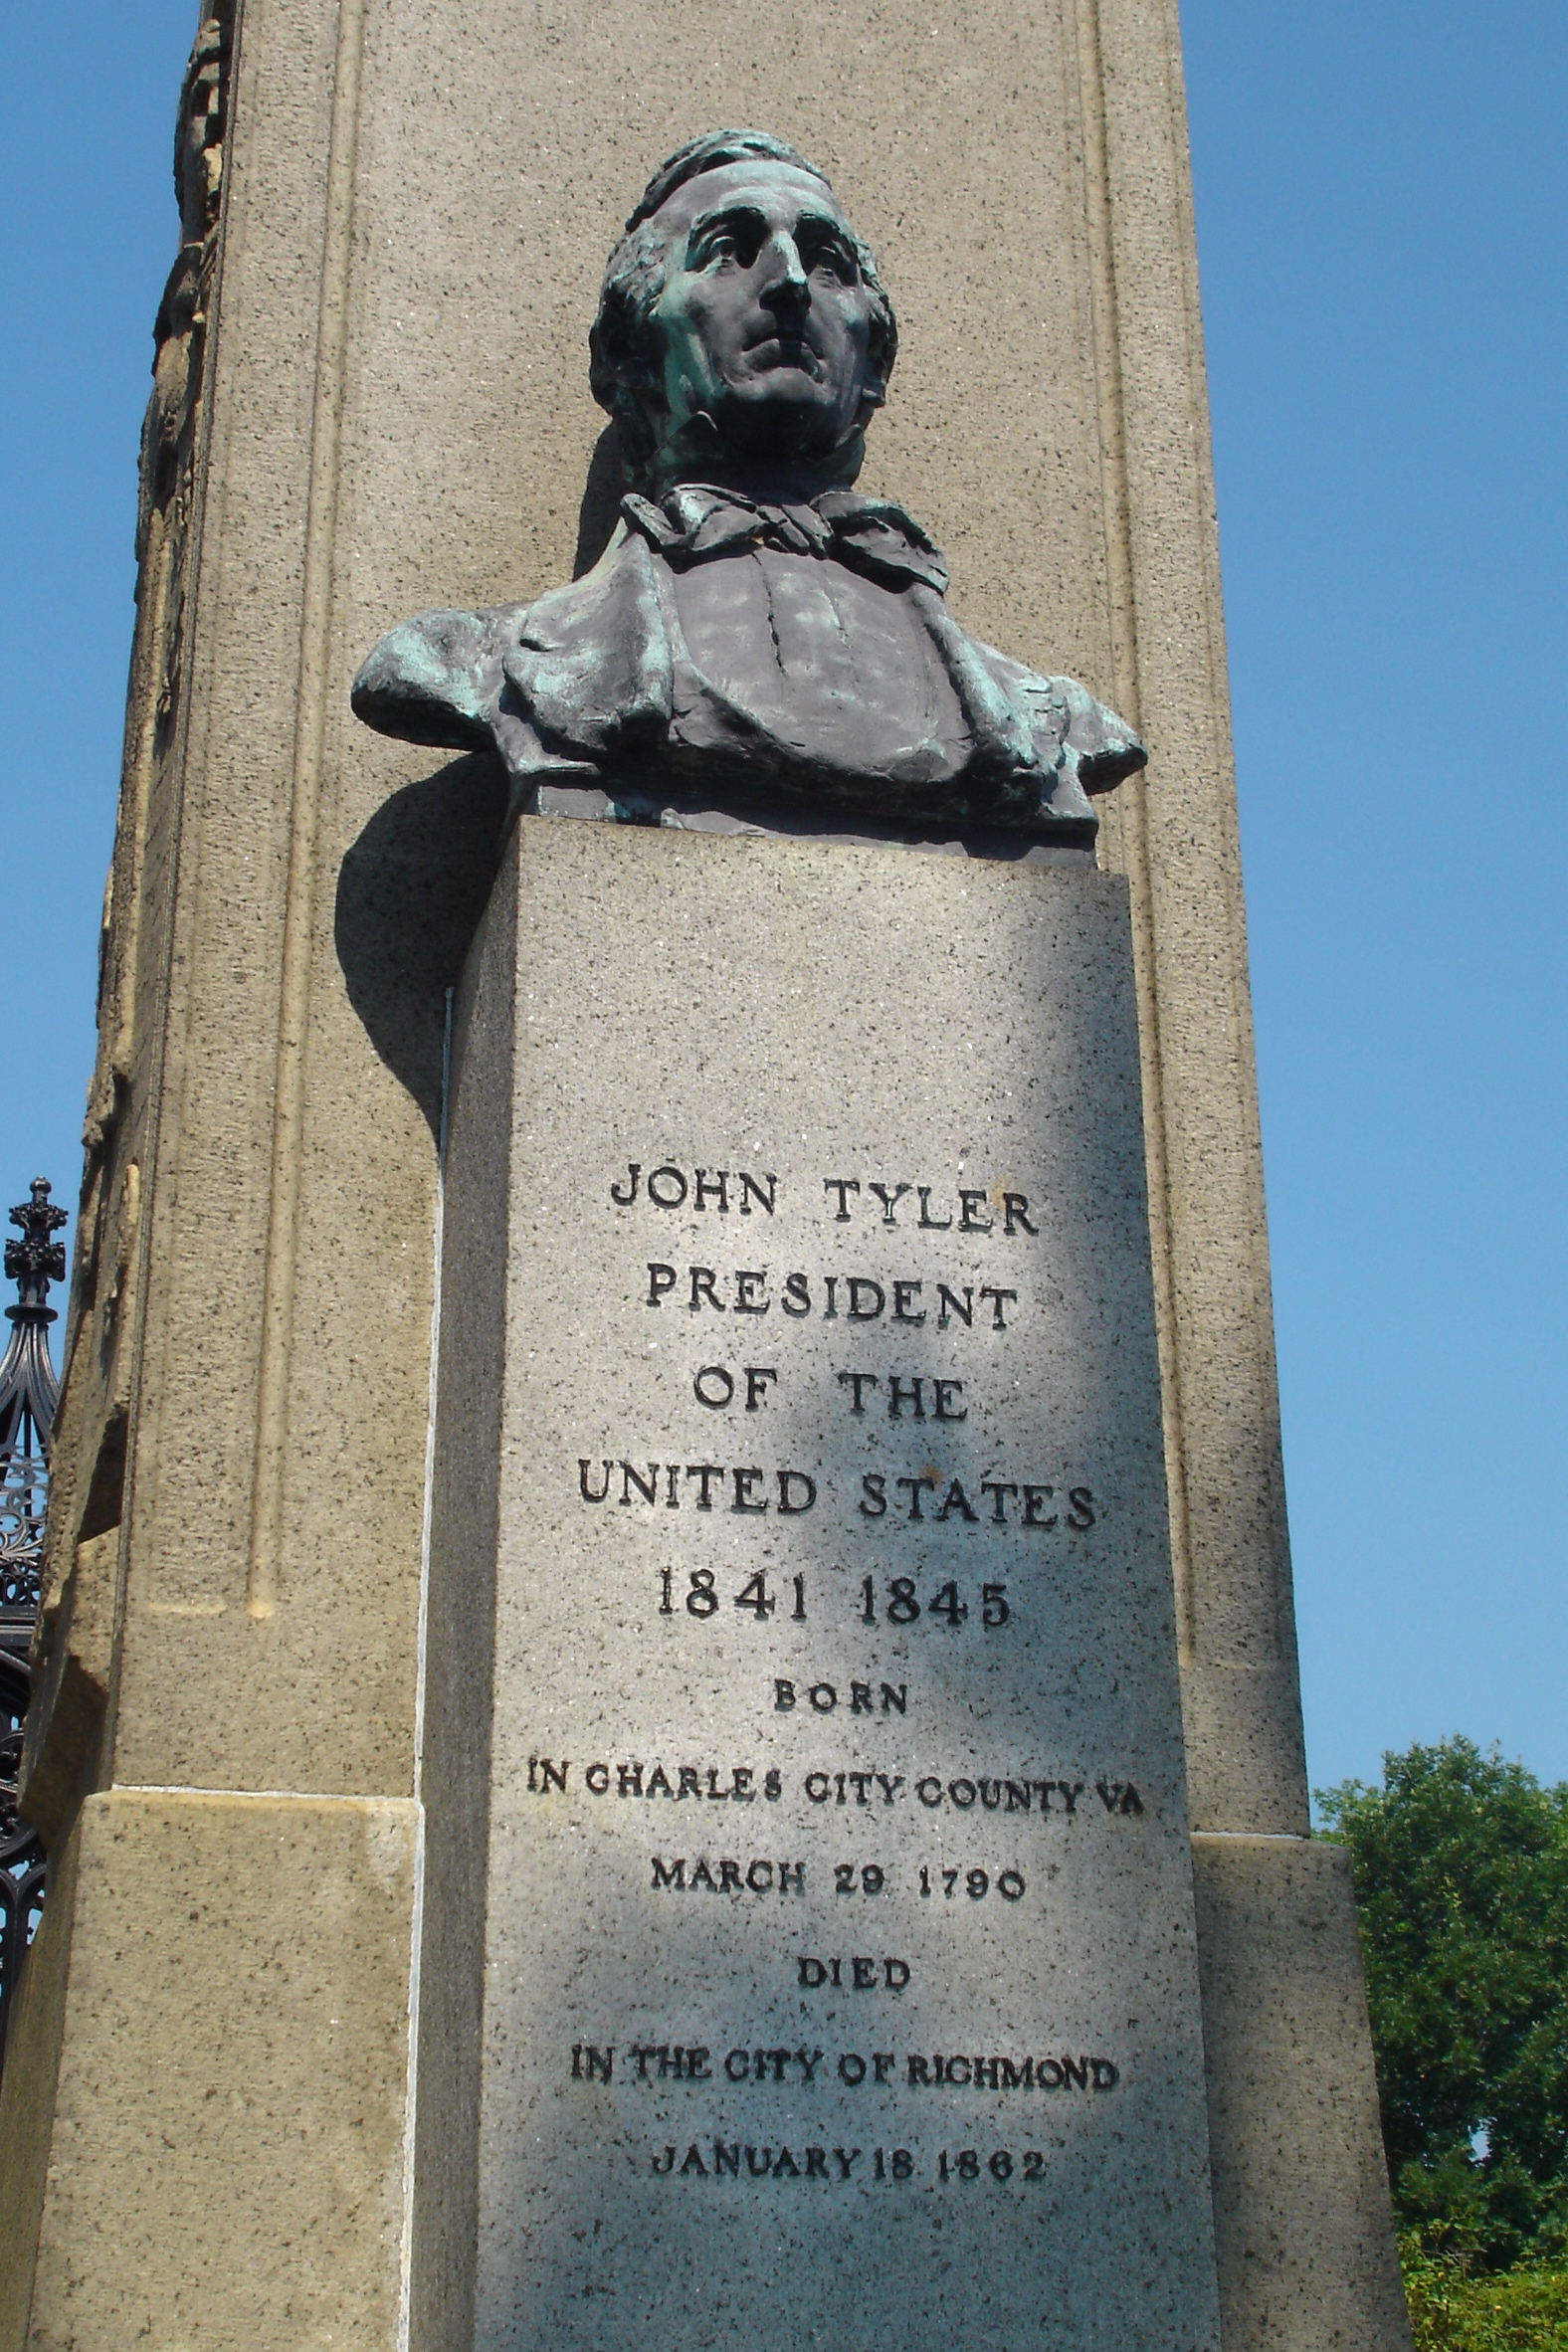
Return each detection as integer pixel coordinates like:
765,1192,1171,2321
5,1180,69,1320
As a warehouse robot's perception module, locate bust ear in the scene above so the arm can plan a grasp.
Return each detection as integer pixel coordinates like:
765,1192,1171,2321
859,270,898,406
589,223,673,486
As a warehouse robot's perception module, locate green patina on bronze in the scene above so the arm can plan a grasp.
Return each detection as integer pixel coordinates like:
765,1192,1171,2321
352,130,1145,849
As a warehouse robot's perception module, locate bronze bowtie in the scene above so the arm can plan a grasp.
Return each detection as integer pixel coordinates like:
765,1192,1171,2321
623,485,951,595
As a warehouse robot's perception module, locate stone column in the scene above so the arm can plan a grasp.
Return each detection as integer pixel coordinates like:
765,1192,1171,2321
0,1,1409,2346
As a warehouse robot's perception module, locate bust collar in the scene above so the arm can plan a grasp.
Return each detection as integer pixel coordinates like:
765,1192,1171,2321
621,484,951,595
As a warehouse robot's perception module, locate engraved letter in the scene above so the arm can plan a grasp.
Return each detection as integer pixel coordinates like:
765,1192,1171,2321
935,1479,978,1522
731,1468,768,1513
620,1462,660,1506
1003,1192,1039,1236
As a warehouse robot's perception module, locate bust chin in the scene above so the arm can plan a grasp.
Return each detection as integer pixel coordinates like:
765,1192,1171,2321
351,130,1146,853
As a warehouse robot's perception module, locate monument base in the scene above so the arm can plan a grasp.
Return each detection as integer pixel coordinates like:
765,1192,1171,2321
1194,1834,1413,2349
0,826,1411,2350
422,816,1223,2350
0,1791,418,2349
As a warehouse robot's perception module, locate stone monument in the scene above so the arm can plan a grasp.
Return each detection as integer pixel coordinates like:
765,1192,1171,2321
0,12,1410,2352
366,133,1220,2344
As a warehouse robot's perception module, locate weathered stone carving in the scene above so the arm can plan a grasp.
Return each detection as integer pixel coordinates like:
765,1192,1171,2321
26,10,233,1856
352,131,1145,846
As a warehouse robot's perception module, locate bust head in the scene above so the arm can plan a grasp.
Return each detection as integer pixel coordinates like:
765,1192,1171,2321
590,130,898,496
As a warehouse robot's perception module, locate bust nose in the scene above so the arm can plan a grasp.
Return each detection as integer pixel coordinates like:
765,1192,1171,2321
757,229,810,313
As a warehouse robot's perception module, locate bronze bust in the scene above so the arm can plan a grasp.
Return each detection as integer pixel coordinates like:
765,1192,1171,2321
351,130,1145,851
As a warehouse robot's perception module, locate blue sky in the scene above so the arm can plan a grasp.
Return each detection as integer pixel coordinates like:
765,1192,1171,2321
2,4,1562,1797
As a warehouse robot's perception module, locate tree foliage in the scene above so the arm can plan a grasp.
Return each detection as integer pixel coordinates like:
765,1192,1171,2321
1318,1736,1568,2272
1403,2248,1568,2352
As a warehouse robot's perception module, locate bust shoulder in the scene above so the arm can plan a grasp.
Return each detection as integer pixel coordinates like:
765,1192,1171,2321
972,643,1147,801
350,527,671,768
349,599,526,750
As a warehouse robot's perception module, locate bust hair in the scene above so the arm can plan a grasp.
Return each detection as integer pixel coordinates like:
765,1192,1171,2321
588,128,898,490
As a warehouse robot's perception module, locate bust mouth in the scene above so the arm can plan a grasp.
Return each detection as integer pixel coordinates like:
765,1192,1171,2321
743,333,826,380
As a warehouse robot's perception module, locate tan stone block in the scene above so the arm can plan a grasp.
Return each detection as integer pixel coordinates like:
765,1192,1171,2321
11,1789,417,2352
1192,1835,1412,2351
0,1814,82,2352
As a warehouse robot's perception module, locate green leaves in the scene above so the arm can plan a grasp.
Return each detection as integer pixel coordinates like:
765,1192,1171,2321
1318,1736,1568,2272
1401,2241,1568,2352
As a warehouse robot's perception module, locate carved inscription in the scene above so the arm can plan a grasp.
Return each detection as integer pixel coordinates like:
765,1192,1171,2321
461,839,1226,2347
517,1154,1168,2199
569,2044,1121,2092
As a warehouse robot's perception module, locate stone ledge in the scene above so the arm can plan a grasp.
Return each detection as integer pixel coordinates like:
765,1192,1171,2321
3,1788,419,2352
1191,1834,1413,2352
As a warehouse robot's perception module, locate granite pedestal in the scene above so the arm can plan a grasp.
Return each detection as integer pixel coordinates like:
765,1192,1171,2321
422,817,1222,2349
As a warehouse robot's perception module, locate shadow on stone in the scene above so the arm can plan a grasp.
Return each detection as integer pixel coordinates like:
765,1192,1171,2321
572,425,627,577
335,754,509,1137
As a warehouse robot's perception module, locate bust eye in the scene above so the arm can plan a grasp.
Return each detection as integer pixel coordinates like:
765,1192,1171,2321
801,237,856,285
696,221,763,270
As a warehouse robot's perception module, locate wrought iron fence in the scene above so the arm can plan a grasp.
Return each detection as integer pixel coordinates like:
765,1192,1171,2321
0,1179,65,2078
